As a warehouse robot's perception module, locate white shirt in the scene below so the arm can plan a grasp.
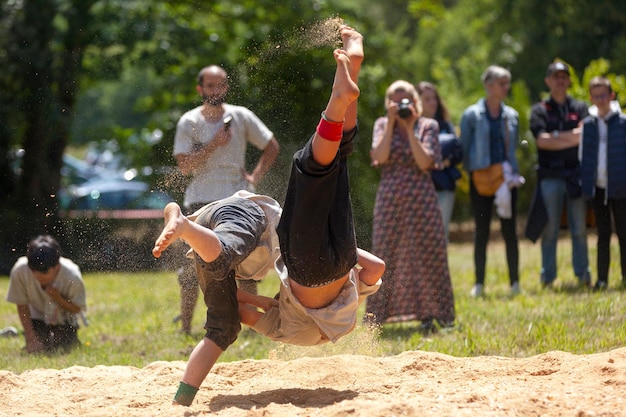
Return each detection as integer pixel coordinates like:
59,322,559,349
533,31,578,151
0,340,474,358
595,115,609,189
187,190,282,281
173,104,274,207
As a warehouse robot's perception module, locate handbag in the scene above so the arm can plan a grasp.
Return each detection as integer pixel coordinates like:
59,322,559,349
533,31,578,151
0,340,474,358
472,163,504,196
471,115,509,197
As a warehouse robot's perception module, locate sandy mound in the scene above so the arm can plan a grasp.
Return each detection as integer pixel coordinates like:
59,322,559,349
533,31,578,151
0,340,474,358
1,348,625,416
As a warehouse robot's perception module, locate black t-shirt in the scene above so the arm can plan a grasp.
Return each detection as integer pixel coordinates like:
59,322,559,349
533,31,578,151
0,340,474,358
529,96,588,172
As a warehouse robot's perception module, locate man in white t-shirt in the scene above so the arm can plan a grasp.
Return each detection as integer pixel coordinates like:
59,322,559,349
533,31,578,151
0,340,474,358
172,65,280,334
6,235,86,353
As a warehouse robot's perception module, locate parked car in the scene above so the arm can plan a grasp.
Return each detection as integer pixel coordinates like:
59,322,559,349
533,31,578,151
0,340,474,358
60,153,114,186
11,149,171,211
10,149,112,185
61,178,173,211
10,148,176,270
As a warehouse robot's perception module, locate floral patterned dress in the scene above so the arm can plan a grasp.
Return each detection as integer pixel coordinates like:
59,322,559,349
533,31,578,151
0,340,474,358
366,116,455,325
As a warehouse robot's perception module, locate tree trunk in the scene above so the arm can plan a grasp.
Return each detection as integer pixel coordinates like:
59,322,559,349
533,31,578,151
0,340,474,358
0,0,95,273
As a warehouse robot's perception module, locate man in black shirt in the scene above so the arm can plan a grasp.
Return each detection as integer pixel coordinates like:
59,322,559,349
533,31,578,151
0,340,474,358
529,61,591,288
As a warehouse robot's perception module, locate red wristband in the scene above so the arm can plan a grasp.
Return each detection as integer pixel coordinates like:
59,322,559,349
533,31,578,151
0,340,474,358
316,112,344,142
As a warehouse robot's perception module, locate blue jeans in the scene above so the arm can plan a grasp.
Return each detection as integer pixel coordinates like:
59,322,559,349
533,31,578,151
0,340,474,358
539,178,589,284
436,190,455,242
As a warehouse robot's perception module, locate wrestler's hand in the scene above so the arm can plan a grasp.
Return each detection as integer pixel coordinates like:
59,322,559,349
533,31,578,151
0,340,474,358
242,169,256,187
25,336,45,354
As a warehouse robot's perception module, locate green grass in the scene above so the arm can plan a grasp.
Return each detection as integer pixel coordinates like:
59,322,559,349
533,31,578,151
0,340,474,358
1,235,625,374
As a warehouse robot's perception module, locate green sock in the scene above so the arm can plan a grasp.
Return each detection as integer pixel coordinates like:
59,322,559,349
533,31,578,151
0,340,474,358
174,381,199,406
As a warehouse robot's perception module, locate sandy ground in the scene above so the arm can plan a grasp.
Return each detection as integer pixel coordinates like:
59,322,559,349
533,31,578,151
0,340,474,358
1,348,625,416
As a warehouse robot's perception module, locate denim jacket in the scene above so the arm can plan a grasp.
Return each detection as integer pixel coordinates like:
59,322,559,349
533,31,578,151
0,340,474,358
460,98,519,173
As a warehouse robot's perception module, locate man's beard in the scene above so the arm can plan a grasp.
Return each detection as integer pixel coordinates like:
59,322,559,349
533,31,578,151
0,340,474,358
203,94,226,106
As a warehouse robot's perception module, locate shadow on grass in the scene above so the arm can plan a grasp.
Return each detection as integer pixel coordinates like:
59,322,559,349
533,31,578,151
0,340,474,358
540,282,593,295
207,387,358,412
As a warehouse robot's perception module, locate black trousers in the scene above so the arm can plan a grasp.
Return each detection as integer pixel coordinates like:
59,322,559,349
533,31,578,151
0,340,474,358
277,129,358,287
593,188,626,283
31,319,80,352
470,182,519,285
194,197,267,350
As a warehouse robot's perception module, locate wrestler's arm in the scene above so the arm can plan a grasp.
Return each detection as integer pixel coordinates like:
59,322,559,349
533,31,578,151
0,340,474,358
356,248,385,286
237,288,278,327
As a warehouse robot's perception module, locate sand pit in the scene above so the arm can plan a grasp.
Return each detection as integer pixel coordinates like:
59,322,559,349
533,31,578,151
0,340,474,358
1,348,624,416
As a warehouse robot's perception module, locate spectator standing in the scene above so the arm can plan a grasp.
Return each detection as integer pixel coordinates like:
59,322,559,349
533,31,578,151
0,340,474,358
417,81,463,241
367,80,455,332
6,235,87,353
528,61,590,288
460,65,522,297
172,65,280,334
579,76,626,290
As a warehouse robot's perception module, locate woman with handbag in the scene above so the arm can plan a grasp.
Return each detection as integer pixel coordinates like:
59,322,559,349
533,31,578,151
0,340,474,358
460,65,521,298
367,80,455,333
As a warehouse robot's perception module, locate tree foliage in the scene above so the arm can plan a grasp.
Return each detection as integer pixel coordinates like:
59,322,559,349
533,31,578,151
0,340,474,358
2,0,626,272
1,0,99,270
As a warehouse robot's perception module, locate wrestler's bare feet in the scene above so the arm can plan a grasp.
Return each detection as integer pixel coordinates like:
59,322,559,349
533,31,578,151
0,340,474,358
152,202,188,258
311,48,360,166
340,25,363,75
336,24,362,133
326,49,360,118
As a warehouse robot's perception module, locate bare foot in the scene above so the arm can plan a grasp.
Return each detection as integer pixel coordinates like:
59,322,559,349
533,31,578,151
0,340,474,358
327,49,360,116
311,48,360,165
152,202,187,258
340,25,363,73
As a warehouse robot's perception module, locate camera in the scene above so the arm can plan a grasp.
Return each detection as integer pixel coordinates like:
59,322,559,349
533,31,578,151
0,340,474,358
397,98,412,119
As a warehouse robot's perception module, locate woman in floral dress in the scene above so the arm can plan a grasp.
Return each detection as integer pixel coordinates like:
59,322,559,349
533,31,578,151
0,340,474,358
366,80,455,331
